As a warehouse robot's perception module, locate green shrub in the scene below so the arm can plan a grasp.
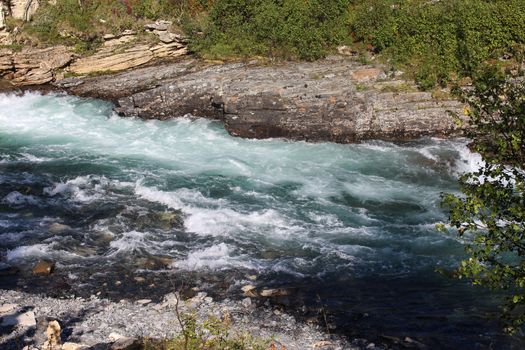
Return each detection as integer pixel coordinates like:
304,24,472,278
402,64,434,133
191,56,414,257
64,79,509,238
185,0,352,61
350,0,525,89
24,0,187,49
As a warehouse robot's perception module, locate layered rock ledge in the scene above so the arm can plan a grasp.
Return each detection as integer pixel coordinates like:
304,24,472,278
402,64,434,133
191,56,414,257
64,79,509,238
59,56,462,143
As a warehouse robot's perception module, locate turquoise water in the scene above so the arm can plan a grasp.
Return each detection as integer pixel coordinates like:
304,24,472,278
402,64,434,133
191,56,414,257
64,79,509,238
0,92,520,348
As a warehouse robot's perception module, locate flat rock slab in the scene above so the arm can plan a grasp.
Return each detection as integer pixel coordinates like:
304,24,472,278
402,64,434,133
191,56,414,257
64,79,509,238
1,310,36,327
67,56,462,143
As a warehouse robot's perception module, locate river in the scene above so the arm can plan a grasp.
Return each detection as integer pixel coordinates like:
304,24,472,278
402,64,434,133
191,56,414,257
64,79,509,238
0,92,521,348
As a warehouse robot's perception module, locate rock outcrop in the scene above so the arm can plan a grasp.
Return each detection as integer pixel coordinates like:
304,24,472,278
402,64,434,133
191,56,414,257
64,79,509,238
64,56,462,143
0,46,74,85
0,0,40,24
69,42,186,75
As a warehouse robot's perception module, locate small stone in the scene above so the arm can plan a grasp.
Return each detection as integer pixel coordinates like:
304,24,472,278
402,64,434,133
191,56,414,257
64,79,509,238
337,45,357,56
157,31,177,44
48,223,72,234
115,280,121,286
136,299,151,305
0,303,17,314
109,332,126,342
241,297,252,308
32,260,55,276
241,284,255,292
133,276,145,283
259,288,294,297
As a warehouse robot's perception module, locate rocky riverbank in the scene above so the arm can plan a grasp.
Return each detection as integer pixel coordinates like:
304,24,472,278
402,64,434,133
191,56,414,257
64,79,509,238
58,56,462,144
0,289,383,350
1,28,463,144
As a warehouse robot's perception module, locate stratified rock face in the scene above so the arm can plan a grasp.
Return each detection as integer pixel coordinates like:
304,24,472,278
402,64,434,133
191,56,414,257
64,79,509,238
67,57,462,143
1,46,74,85
69,43,187,75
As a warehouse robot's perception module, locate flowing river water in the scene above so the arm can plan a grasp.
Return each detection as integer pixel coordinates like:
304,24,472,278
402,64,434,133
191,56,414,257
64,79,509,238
0,92,522,348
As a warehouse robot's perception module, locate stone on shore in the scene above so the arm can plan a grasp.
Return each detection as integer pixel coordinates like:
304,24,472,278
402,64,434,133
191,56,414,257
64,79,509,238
42,320,61,350
32,260,55,276
1,310,36,328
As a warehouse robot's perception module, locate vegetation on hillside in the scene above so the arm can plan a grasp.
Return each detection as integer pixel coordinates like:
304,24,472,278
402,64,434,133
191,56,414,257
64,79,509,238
441,70,525,333
7,0,524,88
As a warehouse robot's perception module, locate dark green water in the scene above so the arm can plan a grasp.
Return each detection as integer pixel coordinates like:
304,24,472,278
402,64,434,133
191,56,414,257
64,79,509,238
0,92,522,348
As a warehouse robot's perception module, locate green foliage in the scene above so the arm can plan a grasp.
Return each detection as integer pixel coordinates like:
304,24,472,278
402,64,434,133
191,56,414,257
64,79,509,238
184,0,352,61
442,70,525,333
350,0,525,89
142,311,269,350
24,0,187,49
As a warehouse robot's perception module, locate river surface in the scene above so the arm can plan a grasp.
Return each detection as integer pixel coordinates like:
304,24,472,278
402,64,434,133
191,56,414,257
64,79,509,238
0,92,522,348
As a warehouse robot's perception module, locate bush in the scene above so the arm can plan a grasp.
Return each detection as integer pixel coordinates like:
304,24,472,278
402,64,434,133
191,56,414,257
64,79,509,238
441,70,525,333
350,0,525,88
185,0,352,61
25,0,187,50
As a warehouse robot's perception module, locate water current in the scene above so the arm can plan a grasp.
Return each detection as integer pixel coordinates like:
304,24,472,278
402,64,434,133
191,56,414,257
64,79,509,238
0,92,522,348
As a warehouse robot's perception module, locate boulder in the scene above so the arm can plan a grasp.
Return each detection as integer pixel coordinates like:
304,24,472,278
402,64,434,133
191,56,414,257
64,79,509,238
42,320,61,350
32,260,55,276
157,31,177,44
144,20,172,31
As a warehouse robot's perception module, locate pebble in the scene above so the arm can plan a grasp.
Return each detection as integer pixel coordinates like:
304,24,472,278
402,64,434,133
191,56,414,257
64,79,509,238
0,289,362,350
136,299,152,305
241,297,252,308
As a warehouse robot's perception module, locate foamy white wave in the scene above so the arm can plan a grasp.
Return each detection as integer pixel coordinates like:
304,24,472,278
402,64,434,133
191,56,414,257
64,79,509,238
451,141,484,175
175,243,258,270
19,153,52,163
6,244,51,260
44,175,132,203
135,183,303,237
108,231,156,255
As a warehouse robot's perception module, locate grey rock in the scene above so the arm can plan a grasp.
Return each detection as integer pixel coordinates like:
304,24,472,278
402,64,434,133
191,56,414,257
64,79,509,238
68,57,462,144
144,20,172,31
